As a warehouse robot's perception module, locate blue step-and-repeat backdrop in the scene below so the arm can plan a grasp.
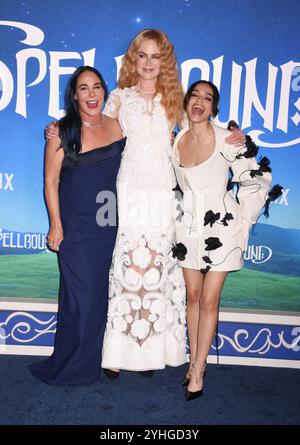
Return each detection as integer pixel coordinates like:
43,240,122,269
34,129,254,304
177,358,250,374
0,0,299,313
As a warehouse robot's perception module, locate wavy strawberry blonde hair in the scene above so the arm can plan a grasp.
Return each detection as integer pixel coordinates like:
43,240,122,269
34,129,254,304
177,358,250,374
118,29,184,127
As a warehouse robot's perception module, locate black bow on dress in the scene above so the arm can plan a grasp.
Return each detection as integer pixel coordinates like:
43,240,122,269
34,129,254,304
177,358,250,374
243,136,259,159
263,184,283,218
221,212,234,226
204,237,223,251
171,243,187,261
204,210,220,228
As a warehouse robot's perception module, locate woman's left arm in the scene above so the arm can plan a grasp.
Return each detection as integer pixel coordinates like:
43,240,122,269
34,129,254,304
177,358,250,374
224,139,273,248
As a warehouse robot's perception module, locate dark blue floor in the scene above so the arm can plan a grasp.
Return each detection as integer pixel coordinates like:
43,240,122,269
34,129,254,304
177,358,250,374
0,355,299,425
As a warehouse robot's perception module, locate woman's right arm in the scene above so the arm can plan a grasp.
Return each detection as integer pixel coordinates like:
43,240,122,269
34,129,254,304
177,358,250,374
44,136,65,251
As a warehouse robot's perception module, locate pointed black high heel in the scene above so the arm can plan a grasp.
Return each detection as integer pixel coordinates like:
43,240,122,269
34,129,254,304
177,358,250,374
182,376,190,387
182,359,195,386
185,365,206,401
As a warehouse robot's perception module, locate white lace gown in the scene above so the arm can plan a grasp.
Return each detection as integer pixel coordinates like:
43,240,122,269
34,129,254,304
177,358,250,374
101,87,188,371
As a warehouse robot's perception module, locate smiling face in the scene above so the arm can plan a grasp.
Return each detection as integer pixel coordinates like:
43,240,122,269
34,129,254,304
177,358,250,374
74,70,104,120
135,39,161,82
186,83,214,124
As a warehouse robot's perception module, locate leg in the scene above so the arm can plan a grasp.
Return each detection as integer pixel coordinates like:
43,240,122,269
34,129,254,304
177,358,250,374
188,271,227,393
105,240,157,374
182,268,204,379
104,235,166,373
121,241,164,345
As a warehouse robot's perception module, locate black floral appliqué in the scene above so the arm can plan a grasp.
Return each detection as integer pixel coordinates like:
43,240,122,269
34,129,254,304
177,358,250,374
172,182,183,197
227,177,238,191
267,184,283,201
243,136,259,159
175,203,184,223
250,168,263,178
258,156,272,173
263,184,283,218
204,210,220,228
171,243,187,261
202,256,213,264
204,237,223,251
200,265,211,275
221,212,234,226
249,156,271,178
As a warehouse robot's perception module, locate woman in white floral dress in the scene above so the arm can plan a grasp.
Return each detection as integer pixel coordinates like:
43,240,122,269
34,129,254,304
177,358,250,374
172,81,276,400
101,30,245,374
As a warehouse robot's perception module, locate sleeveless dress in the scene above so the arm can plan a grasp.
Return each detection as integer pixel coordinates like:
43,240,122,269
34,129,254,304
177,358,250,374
29,138,126,385
172,124,272,272
101,87,187,371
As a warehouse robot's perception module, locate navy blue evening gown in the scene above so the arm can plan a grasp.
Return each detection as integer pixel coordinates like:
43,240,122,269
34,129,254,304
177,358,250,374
29,138,126,385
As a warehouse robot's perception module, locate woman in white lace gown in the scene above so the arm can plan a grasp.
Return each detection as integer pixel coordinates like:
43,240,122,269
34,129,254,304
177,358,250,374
101,30,187,372
101,30,245,373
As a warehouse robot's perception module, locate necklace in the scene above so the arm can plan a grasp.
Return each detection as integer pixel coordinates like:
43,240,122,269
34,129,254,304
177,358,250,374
82,114,103,128
137,86,156,94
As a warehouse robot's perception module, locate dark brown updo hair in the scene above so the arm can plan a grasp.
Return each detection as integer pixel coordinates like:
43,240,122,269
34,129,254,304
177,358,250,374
183,80,220,117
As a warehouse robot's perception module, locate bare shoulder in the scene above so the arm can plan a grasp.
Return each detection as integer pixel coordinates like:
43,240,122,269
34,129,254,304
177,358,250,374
103,114,123,139
176,128,189,151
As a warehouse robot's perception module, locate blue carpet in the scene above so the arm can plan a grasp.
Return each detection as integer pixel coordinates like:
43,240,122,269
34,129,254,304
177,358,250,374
0,355,299,425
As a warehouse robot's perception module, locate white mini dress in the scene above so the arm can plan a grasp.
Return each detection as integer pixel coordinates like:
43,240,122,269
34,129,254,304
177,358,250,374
172,123,272,272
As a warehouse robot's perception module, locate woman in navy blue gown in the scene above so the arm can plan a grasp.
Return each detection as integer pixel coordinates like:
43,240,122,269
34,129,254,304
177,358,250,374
29,66,125,385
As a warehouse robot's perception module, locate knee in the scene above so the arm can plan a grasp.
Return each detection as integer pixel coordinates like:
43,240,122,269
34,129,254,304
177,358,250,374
200,294,219,315
187,288,201,305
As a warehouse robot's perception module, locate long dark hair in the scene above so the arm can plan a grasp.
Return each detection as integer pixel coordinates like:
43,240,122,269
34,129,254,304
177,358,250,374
59,66,108,164
183,80,220,118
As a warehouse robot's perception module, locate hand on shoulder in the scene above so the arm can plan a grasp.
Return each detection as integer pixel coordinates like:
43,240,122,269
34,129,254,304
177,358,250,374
45,120,59,141
225,127,246,147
